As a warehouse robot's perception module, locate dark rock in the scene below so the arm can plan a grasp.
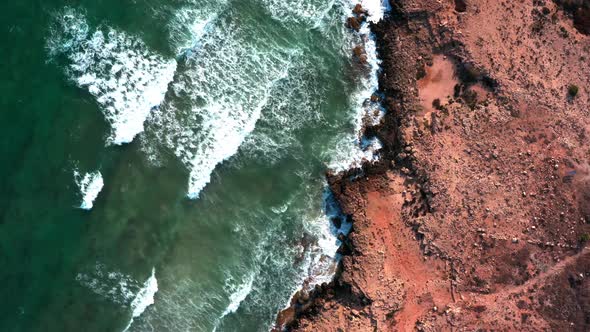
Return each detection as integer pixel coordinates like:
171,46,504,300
432,98,441,110
353,45,364,57
455,0,467,12
574,7,590,35
347,16,361,31
353,4,367,15
353,45,368,64
331,216,342,229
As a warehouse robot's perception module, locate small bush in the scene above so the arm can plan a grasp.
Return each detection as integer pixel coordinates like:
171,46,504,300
455,0,467,12
581,233,590,243
463,90,478,109
568,84,579,97
432,98,441,110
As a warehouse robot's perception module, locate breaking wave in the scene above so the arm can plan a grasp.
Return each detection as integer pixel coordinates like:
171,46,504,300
75,262,138,306
56,1,390,331
212,272,256,331
262,0,337,27
123,268,158,332
326,0,389,172
73,169,104,210
75,263,158,331
296,187,353,291
143,10,297,198
47,8,177,145
360,0,390,23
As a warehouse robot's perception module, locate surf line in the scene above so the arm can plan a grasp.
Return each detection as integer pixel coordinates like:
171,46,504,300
274,1,390,330
346,0,391,167
122,267,158,332
212,272,256,332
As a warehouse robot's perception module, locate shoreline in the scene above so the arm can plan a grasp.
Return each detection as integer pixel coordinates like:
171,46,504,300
273,1,391,329
279,0,590,330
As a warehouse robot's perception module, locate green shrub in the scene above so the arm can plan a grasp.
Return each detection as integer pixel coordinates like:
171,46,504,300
568,84,579,97
432,98,441,110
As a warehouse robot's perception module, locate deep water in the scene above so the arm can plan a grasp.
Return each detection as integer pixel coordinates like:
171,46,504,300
0,0,384,331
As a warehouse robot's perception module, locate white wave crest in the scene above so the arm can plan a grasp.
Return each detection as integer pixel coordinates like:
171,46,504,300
327,134,383,172
168,1,228,55
212,272,255,331
130,268,158,319
75,263,158,332
301,188,352,289
73,169,104,210
359,0,390,23
144,15,295,198
328,1,388,172
48,8,177,145
262,0,336,27
123,268,159,332
75,262,139,305
222,273,254,317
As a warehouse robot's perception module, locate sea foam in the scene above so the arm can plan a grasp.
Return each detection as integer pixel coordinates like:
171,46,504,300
283,0,390,309
327,0,388,172
130,268,158,319
123,268,158,332
75,262,137,305
210,271,256,332
47,8,177,145
75,263,158,331
360,0,391,23
222,273,255,318
262,0,337,27
168,1,227,55
143,13,295,198
73,169,104,210
300,189,352,288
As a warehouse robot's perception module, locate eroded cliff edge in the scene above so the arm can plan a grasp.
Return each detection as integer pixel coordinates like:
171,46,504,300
280,0,590,331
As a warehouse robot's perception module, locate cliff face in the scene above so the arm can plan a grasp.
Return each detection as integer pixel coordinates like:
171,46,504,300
284,0,590,331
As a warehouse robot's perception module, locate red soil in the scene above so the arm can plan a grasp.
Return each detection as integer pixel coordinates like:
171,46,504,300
279,0,590,330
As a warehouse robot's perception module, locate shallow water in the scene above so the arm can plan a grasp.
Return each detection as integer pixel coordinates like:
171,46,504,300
0,0,386,331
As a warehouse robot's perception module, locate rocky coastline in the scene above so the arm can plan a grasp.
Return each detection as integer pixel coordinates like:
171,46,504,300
278,0,590,331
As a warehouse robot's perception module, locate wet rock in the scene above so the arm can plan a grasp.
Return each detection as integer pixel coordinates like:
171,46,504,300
337,244,352,256
299,291,310,303
353,4,367,15
347,16,361,31
331,216,343,229
353,45,365,57
353,45,368,64
359,54,368,64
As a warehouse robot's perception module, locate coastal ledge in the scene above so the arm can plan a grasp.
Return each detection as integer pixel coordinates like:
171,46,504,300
278,0,590,331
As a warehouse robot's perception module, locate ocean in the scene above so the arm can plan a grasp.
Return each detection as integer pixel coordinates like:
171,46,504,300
0,0,386,331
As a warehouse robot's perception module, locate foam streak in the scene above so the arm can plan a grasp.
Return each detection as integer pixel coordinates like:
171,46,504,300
48,8,177,145
73,169,104,210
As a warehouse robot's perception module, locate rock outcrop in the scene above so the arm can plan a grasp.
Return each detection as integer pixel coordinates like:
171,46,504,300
280,0,590,330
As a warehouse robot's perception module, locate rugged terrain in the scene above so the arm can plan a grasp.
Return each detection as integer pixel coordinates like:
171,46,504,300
278,0,590,331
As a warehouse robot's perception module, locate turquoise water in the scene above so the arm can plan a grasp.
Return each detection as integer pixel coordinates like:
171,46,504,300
0,0,384,331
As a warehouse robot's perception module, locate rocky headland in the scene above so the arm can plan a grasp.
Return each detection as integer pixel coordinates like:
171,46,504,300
278,0,590,331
